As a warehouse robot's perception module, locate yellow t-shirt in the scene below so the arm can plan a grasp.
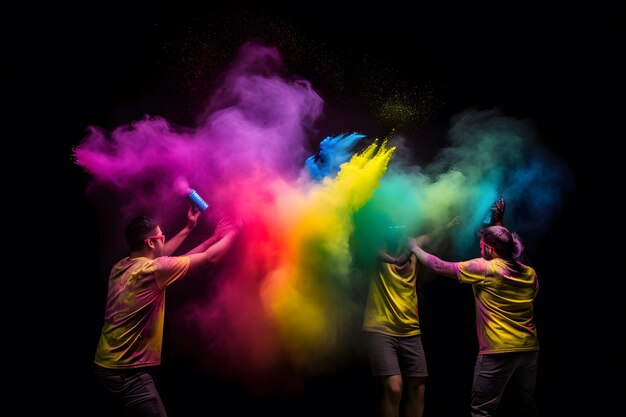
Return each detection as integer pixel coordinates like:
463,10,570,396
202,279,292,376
456,257,539,354
94,255,190,369
362,254,421,336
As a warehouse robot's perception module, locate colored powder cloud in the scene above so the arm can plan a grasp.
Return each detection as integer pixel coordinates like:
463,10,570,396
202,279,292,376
353,108,574,261
305,132,365,180
75,41,395,392
74,41,323,221
75,40,572,394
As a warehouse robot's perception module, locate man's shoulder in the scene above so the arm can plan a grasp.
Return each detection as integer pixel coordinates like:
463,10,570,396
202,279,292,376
154,255,190,268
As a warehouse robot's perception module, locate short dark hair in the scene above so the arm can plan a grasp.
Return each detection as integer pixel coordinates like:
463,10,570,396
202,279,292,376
481,225,524,261
125,215,159,251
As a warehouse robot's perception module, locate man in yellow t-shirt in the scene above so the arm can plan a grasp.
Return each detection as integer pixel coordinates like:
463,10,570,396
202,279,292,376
363,217,459,417
94,208,240,416
407,202,539,417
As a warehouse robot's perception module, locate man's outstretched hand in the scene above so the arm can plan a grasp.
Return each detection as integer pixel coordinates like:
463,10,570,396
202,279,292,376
491,197,505,226
214,216,242,239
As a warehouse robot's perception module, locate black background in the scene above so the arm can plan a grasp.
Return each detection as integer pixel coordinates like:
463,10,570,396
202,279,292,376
41,2,620,416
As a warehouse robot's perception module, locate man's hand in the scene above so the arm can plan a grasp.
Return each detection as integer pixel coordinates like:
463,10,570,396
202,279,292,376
491,197,505,226
186,206,201,230
446,216,462,230
214,216,242,239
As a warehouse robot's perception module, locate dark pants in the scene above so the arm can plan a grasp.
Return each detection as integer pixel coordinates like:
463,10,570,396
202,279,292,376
471,351,539,417
94,366,167,417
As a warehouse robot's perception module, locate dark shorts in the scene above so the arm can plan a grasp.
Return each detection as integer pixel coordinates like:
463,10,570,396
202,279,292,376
364,332,428,377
